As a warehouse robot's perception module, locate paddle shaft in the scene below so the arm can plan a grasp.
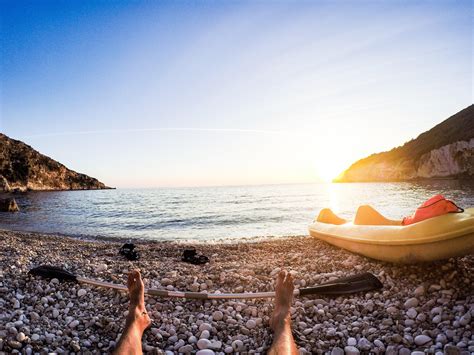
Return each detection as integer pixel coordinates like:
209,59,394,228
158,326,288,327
29,266,382,300
76,276,364,299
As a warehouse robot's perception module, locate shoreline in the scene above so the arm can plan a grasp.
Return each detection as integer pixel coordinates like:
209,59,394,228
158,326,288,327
0,227,307,245
1,229,473,354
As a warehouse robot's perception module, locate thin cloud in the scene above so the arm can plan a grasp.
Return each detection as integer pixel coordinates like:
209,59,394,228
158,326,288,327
22,127,297,139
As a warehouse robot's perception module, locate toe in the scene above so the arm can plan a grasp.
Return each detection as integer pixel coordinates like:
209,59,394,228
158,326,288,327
277,270,286,285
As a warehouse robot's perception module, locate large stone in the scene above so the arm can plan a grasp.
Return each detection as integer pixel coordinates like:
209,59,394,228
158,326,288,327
0,175,10,192
0,198,19,212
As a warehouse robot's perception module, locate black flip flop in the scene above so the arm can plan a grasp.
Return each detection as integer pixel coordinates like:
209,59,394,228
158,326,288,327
119,243,140,261
181,248,209,265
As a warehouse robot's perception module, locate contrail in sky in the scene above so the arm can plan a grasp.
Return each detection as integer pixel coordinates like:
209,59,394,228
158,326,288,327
22,127,300,139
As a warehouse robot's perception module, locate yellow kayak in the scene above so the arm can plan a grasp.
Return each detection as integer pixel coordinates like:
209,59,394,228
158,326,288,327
309,208,474,263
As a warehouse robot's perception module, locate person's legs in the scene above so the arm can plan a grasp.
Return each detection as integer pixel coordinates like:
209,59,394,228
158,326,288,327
115,270,151,355
268,271,298,355
316,208,347,225
354,205,401,225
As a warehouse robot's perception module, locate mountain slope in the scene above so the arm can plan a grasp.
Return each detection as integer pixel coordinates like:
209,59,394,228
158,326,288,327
0,133,110,191
335,105,474,182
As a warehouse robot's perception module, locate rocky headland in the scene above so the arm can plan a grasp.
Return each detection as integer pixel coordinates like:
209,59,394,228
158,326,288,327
0,133,110,192
0,231,472,354
335,105,474,182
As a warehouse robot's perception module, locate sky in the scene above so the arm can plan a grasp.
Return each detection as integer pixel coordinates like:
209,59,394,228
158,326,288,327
1,0,472,187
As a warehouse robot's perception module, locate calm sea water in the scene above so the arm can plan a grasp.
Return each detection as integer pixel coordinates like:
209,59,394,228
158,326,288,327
1,181,473,242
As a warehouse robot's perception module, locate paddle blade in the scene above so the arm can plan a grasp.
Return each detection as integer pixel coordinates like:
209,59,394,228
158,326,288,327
29,265,78,282
299,272,382,296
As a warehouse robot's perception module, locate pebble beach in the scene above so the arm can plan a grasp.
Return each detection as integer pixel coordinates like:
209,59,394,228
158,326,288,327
0,230,472,354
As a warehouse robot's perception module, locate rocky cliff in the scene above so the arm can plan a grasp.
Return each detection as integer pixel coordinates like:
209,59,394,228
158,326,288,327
335,105,474,182
0,133,110,191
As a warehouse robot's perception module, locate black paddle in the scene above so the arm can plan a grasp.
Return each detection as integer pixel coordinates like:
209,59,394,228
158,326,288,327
29,265,382,299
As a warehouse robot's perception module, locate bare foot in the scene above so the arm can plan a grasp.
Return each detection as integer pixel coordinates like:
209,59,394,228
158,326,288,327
270,270,294,331
126,270,151,331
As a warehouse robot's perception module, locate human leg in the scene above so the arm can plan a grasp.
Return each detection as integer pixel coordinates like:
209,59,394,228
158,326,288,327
354,205,401,225
268,271,298,355
316,208,347,225
114,270,152,355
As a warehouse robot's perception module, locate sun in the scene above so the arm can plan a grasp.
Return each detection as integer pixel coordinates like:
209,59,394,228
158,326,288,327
316,160,345,182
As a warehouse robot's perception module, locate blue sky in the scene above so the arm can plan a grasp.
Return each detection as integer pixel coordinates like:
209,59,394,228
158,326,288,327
1,0,472,187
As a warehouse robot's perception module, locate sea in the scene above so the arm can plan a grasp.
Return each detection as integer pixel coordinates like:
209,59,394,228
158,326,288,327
1,181,473,243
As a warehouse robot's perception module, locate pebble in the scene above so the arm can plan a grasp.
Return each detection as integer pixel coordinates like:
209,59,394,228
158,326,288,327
179,344,193,353
404,297,419,308
196,350,215,355
344,345,360,355
414,335,432,346
197,338,211,349
212,310,223,321
1,231,473,354
406,308,417,319
68,320,80,329
246,319,257,329
347,337,357,346
200,330,210,339
331,347,344,355
16,332,26,342
199,323,212,332
413,285,425,296
232,339,244,351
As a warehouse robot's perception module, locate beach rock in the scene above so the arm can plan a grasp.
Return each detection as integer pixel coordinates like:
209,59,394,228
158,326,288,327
199,323,212,332
331,347,344,355
0,198,19,212
16,332,26,342
414,335,432,346
373,339,384,349
179,344,193,353
68,320,80,329
77,289,87,297
459,312,471,326
357,337,371,351
414,285,425,296
404,297,419,308
209,341,222,350
0,175,10,192
347,337,356,346
232,339,244,351
212,310,223,321
196,350,215,355
246,319,257,329
444,345,462,354
344,345,360,355
190,283,200,292
197,339,211,350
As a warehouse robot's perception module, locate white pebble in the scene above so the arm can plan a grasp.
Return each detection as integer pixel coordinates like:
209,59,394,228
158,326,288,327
77,289,87,297
199,323,212,332
246,319,257,329
196,350,215,355
197,339,211,350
